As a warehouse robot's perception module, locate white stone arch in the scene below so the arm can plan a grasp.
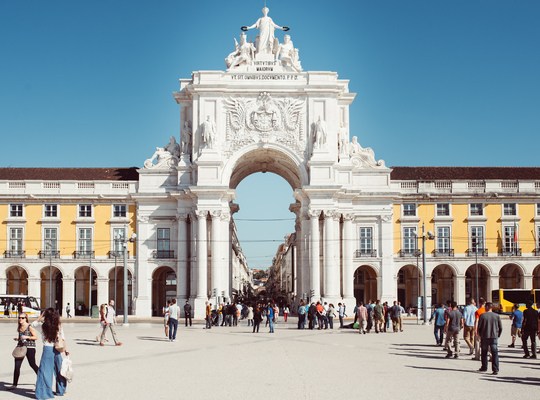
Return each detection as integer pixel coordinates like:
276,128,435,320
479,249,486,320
353,264,379,304
465,262,492,303
223,143,308,189
430,263,457,304
151,265,177,316
39,265,64,309
498,262,526,289
5,264,30,295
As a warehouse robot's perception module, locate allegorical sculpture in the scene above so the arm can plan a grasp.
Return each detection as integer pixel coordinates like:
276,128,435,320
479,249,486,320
312,117,327,150
241,7,289,55
225,7,302,72
181,120,192,155
349,136,385,168
200,116,216,150
144,136,181,169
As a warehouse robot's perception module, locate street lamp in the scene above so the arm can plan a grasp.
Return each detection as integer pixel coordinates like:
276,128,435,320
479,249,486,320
46,239,53,308
474,241,479,305
119,232,137,324
421,223,434,324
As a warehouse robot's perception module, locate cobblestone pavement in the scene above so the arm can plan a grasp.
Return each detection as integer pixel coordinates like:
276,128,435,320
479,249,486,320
0,317,538,399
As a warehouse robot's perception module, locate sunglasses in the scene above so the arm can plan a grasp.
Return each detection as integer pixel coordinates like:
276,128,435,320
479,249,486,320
19,316,27,320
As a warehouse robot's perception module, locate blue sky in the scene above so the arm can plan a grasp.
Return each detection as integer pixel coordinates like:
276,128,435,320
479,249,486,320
1,0,539,268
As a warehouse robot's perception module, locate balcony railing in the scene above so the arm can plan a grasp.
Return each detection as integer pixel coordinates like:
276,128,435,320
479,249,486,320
153,250,175,259
39,250,60,259
4,250,25,258
499,248,522,256
432,249,454,257
73,251,95,259
399,249,421,257
108,250,129,259
354,249,377,258
466,248,488,257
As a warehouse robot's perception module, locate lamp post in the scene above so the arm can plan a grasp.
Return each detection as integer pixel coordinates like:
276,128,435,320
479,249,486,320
475,241,479,305
88,249,93,318
421,224,434,324
46,239,53,309
121,233,137,324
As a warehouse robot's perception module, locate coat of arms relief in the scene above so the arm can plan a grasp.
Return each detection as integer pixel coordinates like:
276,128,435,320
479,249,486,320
223,92,305,156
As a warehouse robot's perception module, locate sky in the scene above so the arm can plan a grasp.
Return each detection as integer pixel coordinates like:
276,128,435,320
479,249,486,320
1,0,539,269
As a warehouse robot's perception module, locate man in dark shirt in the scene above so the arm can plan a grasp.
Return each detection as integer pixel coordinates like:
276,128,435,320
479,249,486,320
444,301,463,358
477,302,503,375
521,300,539,359
184,300,192,327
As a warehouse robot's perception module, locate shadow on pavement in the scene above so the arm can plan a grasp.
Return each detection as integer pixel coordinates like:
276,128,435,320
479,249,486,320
407,365,479,374
0,382,35,399
481,375,540,386
137,336,171,342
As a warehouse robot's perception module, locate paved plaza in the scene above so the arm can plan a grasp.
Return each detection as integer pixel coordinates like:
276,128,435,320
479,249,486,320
0,317,538,399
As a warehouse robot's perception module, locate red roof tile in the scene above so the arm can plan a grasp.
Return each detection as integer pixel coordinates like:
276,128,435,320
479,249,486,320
390,167,540,181
0,168,139,181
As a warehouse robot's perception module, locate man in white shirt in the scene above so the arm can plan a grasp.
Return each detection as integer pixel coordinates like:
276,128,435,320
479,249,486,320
100,300,122,346
168,299,181,341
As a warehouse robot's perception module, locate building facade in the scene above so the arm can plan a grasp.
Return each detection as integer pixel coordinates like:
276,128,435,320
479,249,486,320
2,8,539,317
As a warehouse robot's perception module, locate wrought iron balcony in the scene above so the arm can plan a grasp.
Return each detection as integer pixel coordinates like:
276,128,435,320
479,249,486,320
153,250,175,259
108,250,129,259
499,248,522,256
73,251,95,259
4,250,25,258
399,249,421,257
39,250,60,259
466,248,488,257
354,249,377,258
432,249,454,257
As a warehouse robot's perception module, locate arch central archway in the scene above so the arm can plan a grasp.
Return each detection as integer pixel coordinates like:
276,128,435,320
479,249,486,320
227,146,306,190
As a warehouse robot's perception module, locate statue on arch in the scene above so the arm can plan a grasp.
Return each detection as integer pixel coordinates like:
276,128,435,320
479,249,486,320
338,123,349,158
225,32,256,69
200,116,216,149
275,34,302,72
241,7,289,56
312,117,327,149
181,121,192,155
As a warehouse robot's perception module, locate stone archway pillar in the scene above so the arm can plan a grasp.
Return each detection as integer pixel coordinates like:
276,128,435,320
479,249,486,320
323,211,339,299
0,277,6,294
342,214,355,309
177,214,189,305
456,275,466,305
220,212,231,301
194,210,208,317
28,277,41,300
97,278,108,309
488,276,499,301
62,278,75,316
523,274,533,290
210,211,222,299
309,210,321,300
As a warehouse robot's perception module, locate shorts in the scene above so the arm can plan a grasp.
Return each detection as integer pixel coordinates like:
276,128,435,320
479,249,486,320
511,326,521,337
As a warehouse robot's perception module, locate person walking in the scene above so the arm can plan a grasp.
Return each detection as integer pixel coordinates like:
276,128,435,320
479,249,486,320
167,299,180,341
283,305,289,322
7,313,39,391
247,305,254,327
65,303,72,318
163,300,171,338
184,300,192,327
297,300,306,329
430,304,446,346
390,301,401,333
373,300,384,333
477,302,503,375
253,304,262,333
327,303,336,329
521,300,539,359
204,302,212,330
32,308,68,399
444,301,463,359
356,302,368,334
473,297,486,361
508,303,523,348
100,300,123,346
462,298,477,355
267,302,275,333
338,302,346,328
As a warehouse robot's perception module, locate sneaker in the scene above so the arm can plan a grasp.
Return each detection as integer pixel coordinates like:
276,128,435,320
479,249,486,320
523,355,530,359
99,342,105,346
492,371,499,375
530,355,537,359
454,354,459,359
508,344,515,348
115,342,123,346
477,368,487,372
445,353,453,358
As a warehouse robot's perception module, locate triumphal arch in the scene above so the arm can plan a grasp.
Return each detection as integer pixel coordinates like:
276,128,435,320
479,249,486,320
136,7,395,316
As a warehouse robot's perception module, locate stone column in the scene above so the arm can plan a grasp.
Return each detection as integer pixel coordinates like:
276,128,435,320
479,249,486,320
134,215,151,317
196,210,208,299
97,277,108,307
301,213,310,300
177,213,189,304
488,276,499,301
0,277,6,294
62,278,75,315
323,211,339,298
210,211,221,298
523,274,533,290
309,210,321,300
342,214,354,300
294,215,302,301
456,275,466,305
28,277,41,300
220,212,231,301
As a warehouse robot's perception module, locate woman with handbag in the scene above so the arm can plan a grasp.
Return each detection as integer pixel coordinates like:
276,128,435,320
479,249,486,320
32,308,68,399
7,313,39,391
